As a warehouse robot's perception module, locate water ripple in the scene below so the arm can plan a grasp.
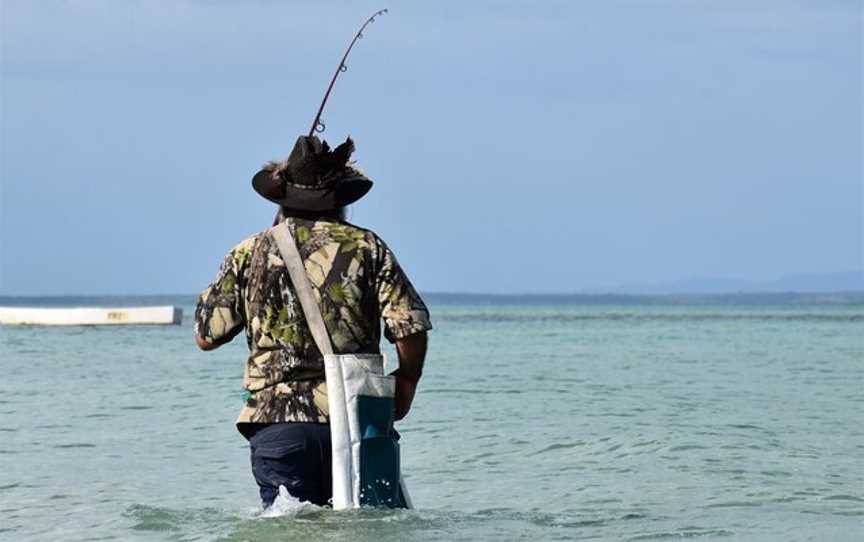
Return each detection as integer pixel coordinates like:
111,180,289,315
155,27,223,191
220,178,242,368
532,441,587,456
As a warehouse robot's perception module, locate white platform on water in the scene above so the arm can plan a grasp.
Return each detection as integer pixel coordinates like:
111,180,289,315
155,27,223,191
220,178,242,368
0,306,183,326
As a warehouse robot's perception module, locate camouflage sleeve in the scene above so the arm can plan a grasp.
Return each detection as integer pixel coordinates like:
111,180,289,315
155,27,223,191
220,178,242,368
372,234,432,343
194,239,253,346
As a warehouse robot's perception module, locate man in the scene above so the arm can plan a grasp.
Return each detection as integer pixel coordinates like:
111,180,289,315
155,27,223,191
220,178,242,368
194,135,431,508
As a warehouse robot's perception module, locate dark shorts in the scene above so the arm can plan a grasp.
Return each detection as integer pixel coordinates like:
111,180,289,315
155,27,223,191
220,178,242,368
248,422,332,508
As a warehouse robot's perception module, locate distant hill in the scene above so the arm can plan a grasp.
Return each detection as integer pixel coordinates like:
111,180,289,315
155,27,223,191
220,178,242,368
423,291,864,306
601,271,863,295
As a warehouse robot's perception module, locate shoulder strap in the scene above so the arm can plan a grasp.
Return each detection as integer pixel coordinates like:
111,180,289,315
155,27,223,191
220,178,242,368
269,221,335,356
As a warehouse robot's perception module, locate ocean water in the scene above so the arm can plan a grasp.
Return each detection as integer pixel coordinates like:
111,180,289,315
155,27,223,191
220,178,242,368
1,297,862,541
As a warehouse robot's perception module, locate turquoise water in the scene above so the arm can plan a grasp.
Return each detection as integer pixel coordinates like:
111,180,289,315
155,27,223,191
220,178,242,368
1,299,862,541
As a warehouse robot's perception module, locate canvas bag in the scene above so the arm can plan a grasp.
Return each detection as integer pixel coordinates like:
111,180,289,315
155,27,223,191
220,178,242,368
269,221,412,510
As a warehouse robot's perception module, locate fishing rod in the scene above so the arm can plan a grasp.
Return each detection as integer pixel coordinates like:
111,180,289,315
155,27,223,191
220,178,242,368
272,9,388,226
308,9,388,136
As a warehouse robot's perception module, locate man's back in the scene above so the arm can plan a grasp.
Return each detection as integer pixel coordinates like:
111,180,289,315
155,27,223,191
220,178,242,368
194,216,431,431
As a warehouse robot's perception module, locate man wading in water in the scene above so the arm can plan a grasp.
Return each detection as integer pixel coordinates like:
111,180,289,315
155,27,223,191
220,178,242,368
193,135,431,507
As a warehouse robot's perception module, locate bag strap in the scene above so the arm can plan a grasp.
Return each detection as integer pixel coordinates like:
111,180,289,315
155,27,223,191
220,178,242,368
269,221,335,356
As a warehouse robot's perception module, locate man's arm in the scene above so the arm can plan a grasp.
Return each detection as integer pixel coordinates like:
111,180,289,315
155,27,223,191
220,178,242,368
393,331,428,421
193,239,254,352
370,232,432,421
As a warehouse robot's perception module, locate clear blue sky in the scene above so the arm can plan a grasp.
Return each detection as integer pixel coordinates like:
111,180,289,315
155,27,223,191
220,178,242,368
1,1,861,295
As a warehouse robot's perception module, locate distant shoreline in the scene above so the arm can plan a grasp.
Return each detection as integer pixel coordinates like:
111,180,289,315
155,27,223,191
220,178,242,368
1,291,863,307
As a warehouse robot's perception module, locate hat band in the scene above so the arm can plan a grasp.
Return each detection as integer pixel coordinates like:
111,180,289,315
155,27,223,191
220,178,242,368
284,180,338,191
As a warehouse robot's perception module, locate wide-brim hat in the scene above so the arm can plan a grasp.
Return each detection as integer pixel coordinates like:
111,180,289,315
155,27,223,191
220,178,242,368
252,135,373,211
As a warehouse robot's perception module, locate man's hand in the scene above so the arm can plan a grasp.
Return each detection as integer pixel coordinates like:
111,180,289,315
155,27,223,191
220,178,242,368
393,331,428,421
195,334,221,351
394,376,417,421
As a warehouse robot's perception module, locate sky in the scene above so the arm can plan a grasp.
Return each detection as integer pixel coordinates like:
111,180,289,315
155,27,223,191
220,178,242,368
1,0,861,295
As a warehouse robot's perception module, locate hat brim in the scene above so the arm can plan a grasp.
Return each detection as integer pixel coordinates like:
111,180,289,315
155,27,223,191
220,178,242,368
252,170,373,211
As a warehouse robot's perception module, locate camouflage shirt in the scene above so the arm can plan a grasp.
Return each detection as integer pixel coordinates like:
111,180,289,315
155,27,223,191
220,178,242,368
194,217,432,434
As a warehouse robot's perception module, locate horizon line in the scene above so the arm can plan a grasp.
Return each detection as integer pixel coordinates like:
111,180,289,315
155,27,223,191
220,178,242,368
1,290,863,298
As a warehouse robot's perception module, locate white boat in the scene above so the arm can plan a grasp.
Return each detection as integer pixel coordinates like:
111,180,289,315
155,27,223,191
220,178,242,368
0,306,183,326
